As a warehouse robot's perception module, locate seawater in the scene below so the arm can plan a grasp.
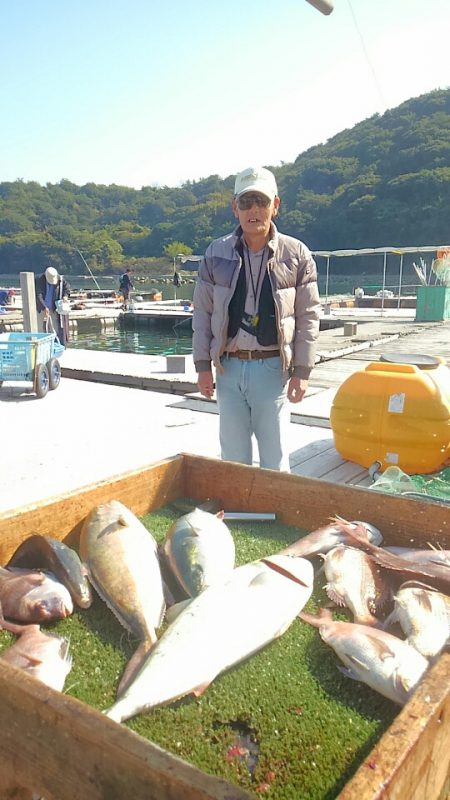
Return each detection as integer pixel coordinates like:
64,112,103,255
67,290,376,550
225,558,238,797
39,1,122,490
70,324,193,357
1,270,415,356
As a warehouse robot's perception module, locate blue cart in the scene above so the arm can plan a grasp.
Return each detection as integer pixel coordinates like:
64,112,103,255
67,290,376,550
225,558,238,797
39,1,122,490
0,332,65,398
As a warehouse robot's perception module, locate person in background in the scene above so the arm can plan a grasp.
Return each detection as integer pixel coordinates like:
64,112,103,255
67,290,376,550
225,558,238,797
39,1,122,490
35,267,71,345
192,166,321,472
120,268,134,308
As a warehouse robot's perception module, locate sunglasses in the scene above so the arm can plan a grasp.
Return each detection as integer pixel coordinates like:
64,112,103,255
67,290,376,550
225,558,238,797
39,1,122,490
237,193,271,210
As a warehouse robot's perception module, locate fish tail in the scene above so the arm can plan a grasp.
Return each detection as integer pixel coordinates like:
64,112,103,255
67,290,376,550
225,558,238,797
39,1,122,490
298,608,332,628
103,702,125,724
116,638,155,698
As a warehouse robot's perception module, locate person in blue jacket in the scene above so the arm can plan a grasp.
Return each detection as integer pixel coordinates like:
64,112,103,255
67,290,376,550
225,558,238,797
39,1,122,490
35,267,70,344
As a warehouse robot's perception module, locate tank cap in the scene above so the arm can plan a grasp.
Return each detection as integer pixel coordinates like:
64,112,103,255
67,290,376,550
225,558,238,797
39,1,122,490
379,353,441,370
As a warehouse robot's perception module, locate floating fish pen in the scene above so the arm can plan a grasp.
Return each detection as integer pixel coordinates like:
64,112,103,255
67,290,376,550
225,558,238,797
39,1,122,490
0,454,449,800
118,305,193,330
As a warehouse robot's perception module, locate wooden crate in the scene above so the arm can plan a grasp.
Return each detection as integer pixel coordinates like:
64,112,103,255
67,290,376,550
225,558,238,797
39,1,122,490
0,453,449,800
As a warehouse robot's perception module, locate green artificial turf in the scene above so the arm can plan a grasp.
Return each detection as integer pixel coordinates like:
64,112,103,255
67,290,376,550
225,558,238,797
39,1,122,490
0,501,398,799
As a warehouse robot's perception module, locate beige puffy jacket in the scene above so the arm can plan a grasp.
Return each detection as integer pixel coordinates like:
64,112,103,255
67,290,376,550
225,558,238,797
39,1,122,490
192,223,321,379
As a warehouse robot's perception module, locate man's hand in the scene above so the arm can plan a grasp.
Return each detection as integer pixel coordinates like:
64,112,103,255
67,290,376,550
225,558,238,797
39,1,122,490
43,308,50,318
287,376,308,404
198,370,215,399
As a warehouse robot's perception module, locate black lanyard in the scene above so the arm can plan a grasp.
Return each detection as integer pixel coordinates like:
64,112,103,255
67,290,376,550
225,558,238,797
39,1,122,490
245,245,266,303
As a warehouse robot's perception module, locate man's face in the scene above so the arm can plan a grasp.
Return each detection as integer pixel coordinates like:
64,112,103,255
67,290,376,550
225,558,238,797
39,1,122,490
232,192,280,239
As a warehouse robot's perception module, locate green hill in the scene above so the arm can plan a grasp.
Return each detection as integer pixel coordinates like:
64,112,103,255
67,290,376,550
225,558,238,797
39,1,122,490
0,88,448,276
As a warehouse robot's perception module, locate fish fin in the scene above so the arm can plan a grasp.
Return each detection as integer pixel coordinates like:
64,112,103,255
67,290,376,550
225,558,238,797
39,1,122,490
337,665,360,681
325,585,346,606
16,651,44,666
192,681,210,697
346,653,371,672
365,633,397,661
116,639,155,698
261,557,309,587
394,672,413,703
298,608,332,627
383,609,398,629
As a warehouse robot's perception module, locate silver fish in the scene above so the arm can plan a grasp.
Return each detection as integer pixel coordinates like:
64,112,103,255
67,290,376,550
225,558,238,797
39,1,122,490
80,500,165,646
0,617,72,691
323,545,390,625
279,520,382,558
105,554,314,723
0,566,73,623
384,581,450,660
300,608,429,705
163,507,235,597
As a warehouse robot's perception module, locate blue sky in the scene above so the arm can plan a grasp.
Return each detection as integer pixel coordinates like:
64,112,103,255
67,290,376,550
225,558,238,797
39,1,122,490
1,0,449,189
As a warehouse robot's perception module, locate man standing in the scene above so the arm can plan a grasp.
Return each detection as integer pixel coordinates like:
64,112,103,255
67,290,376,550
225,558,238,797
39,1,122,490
120,268,134,308
35,267,71,345
192,166,321,471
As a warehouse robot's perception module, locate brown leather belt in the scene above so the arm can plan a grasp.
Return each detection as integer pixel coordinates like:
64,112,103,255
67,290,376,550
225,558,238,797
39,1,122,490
225,349,280,361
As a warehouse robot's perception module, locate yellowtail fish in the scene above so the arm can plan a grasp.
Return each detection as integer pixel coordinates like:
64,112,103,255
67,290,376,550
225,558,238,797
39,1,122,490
163,507,235,597
80,500,165,647
300,608,429,705
384,581,450,660
322,545,390,625
105,554,314,723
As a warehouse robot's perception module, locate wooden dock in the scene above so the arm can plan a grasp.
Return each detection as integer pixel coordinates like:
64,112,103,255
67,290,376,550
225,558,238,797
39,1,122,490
1,315,448,513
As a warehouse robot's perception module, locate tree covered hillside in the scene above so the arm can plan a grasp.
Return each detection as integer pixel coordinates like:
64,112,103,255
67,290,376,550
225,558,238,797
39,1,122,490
0,88,449,275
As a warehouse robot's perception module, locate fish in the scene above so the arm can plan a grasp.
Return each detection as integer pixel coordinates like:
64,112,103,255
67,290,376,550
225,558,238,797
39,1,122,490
79,500,165,647
331,517,450,595
384,581,450,660
105,553,314,723
322,545,390,625
162,507,235,597
0,566,73,623
279,519,382,558
384,546,450,568
7,534,93,609
0,617,72,691
299,608,429,705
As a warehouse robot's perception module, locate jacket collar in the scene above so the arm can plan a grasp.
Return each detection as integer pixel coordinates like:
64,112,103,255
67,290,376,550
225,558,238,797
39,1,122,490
233,222,279,255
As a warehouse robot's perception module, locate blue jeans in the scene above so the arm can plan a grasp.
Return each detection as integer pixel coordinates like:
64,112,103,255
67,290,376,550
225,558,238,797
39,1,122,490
216,355,290,471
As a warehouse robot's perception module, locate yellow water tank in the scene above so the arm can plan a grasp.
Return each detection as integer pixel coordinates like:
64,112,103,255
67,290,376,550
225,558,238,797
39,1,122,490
330,354,450,474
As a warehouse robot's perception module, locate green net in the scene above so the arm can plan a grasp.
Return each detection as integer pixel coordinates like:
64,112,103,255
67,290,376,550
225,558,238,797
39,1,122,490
370,465,450,502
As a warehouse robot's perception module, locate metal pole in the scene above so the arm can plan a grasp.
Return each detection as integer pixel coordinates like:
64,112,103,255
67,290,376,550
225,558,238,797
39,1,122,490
325,256,330,303
397,254,404,309
381,250,387,314
76,249,101,291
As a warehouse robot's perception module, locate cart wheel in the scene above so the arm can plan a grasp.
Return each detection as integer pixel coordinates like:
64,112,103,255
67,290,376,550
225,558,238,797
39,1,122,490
47,358,61,390
34,363,49,398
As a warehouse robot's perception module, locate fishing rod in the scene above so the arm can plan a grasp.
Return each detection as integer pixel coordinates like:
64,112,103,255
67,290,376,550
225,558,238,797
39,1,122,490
75,248,101,291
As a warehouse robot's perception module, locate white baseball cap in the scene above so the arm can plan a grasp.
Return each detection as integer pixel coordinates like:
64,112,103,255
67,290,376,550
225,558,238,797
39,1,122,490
234,167,278,200
45,267,58,284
